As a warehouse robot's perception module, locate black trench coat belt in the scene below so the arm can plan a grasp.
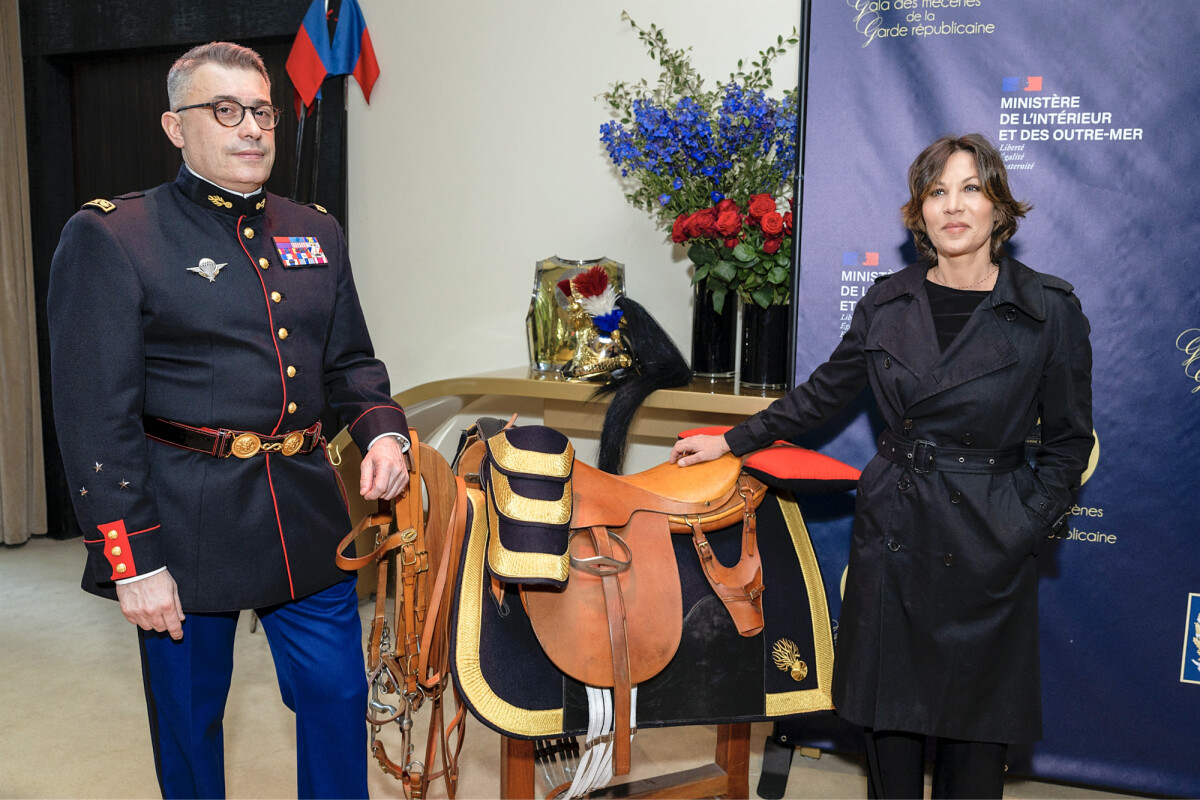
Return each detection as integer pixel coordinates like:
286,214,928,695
876,429,1023,474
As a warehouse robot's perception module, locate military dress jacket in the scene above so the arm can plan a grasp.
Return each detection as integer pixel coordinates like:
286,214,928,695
726,257,1093,743
49,166,409,612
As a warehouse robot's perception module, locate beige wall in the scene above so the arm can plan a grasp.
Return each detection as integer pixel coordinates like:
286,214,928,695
347,0,800,393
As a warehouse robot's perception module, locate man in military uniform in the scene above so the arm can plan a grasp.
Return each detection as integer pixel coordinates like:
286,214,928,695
48,42,409,798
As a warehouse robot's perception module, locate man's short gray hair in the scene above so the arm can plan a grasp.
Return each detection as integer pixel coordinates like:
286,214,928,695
167,42,271,109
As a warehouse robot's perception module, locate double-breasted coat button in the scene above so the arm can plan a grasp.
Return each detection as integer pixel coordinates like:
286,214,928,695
243,227,255,239
278,328,288,340
258,257,270,270
286,365,296,377
287,402,297,414
897,475,912,490
943,553,955,566
883,356,892,368
270,291,282,303
1005,308,1018,321
961,433,974,445
887,538,900,552
950,491,963,504
903,418,914,432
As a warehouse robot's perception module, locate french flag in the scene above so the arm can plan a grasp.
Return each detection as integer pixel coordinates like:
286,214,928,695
286,0,381,114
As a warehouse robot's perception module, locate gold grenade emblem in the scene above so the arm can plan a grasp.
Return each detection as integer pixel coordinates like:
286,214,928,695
280,431,305,456
230,433,262,458
772,639,809,682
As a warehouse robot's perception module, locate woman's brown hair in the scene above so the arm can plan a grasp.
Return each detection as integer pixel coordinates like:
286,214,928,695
901,133,1031,264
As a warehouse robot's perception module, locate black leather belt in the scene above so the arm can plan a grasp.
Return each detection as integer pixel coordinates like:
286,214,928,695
143,417,323,459
877,429,1023,474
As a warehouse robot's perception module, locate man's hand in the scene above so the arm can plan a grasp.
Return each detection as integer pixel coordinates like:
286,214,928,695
360,436,410,500
116,569,185,641
669,434,732,467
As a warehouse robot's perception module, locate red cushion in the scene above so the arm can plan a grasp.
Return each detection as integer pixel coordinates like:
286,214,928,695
743,443,861,495
678,426,860,494
677,425,734,439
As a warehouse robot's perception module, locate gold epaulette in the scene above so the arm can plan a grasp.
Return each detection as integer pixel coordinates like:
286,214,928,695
82,198,117,213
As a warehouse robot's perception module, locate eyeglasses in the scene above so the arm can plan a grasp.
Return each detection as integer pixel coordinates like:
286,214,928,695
174,100,282,131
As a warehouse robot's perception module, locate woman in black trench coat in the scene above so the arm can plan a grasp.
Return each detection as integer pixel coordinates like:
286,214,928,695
671,134,1093,798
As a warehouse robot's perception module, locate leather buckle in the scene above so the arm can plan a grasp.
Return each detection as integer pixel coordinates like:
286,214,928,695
230,432,262,458
910,439,937,474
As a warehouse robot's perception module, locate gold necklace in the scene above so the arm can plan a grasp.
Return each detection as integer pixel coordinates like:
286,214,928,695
936,263,997,290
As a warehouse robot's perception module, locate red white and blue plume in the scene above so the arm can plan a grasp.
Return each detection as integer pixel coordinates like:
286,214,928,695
570,266,624,333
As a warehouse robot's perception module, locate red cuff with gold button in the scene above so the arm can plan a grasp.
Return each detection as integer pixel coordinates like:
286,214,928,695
84,519,164,583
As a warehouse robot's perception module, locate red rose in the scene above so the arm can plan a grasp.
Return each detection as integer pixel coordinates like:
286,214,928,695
715,198,738,215
762,237,782,255
724,236,740,249
760,211,784,237
783,211,794,236
672,213,689,243
715,208,742,237
748,194,776,221
691,208,719,238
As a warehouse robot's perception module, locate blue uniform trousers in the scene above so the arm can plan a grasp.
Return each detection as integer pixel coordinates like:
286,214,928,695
138,576,368,799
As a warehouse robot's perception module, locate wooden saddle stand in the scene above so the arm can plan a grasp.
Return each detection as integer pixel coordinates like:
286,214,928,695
340,421,830,799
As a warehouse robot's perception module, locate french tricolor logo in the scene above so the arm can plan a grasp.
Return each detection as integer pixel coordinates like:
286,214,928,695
1002,76,1043,92
842,251,879,267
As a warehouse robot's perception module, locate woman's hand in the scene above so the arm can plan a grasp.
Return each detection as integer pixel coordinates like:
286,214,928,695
669,434,732,467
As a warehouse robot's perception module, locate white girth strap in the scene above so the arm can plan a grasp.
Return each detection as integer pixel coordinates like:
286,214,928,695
563,686,638,798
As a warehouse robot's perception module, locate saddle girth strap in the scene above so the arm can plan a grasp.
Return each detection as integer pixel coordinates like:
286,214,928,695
591,525,633,776
687,476,766,637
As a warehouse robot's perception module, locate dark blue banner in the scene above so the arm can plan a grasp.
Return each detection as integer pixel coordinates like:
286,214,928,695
793,1,1200,794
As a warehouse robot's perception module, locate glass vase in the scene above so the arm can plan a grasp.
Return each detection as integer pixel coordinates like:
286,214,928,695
690,283,737,379
525,256,624,374
740,301,790,390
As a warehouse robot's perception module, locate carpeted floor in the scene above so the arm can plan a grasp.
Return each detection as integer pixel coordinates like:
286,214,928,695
0,536,1147,799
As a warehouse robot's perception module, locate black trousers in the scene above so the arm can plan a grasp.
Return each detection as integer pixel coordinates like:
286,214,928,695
865,729,1007,799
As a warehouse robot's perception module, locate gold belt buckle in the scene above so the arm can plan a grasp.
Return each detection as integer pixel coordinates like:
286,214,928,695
280,431,305,456
230,432,262,458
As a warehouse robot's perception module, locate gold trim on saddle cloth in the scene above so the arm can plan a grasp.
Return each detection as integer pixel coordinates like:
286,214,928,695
485,480,571,584
765,494,835,716
455,488,564,737
489,471,572,525
486,430,574,478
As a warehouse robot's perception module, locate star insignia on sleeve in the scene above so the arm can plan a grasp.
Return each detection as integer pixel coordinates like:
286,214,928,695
118,480,130,489
94,462,103,472
79,487,88,497
188,257,228,282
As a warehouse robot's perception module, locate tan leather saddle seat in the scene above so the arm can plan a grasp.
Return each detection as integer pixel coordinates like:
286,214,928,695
516,444,767,777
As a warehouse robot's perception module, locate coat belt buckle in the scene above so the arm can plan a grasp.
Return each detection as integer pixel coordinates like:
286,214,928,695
280,431,305,456
910,439,937,474
230,432,262,458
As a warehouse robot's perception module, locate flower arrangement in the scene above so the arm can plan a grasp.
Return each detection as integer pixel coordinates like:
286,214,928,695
599,13,799,312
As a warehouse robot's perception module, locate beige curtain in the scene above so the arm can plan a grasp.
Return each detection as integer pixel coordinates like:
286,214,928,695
0,1,47,545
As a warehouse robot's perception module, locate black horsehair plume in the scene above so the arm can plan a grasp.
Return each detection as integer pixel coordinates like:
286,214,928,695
593,296,691,474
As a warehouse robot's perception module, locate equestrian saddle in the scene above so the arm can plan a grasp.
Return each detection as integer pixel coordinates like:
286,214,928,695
477,425,769,792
